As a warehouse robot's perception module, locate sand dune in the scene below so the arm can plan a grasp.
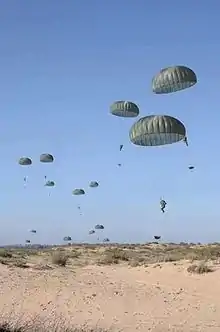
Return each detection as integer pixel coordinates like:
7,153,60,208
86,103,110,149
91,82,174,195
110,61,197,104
0,244,220,331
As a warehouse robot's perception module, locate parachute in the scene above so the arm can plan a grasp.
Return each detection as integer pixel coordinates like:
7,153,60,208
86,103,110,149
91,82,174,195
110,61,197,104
103,238,110,242
129,115,186,147
154,235,161,240
63,236,72,241
72,189,85,195
25,240,31,243
89,230,95,235
30,229,36,234
89,181,99,188
110,101,139,118
40,154,54,163
95,224,104,230
152,66,197,94
19,157,32,166
18,157,32,187
188,166,195,170
120,144,123,151
45,180,55,187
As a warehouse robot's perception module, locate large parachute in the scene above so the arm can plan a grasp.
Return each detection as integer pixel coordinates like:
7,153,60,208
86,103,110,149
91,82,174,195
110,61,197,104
45,180,55,187
152,66,197,94
110,101,139,118
129,115,186,147
95,224,104,230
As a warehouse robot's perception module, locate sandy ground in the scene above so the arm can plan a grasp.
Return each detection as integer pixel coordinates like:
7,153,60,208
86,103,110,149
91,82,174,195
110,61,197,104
0,249,220,332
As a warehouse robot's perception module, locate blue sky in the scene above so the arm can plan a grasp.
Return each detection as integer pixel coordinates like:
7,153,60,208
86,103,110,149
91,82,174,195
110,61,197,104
0,0,219,245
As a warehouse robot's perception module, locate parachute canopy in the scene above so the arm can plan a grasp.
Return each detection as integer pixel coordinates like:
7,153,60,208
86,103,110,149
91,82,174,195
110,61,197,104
89,230,95,235
110,101,139,118
152,66,197,94
154,236,161,240
40,153,54,163
63,236,71,241
129,115,186,147
188,166,195,170
89,181,99,188
45,180,55,187
95,224,104,230
30,229,36,233
25,240,30,243
19,157,32,166
72,189,85,195
103,238,110,242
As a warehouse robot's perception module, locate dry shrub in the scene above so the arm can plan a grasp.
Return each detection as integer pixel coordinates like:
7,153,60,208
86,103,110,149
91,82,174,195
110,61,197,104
51,251,69,266
0,250,12,258
187,261,214,274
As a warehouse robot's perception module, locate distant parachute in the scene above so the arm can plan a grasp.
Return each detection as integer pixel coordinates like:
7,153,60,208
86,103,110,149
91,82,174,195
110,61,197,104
72,189,85,195
45,180,55,187
103,238,110,242
25,240,31,243
19,157,32,166
63,236,72,241
152,66,197,94
89,181,99,188
117,163,122,167
154,235,161,240
120,144,123,151
110,101,139,118
188,166,195,170
129,115,186,147
40,154,54,163
19,157,32,187
95,224,104,230
30,229,36,234
89,230,95,235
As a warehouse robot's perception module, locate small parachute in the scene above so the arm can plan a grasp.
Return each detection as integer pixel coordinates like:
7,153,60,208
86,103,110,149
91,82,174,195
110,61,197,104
103,238,110,242
40,153,54,163
129,115,186,147
152,66,197,94
30,229,36,234
89,230,95,235
19,157,32,166
154,235,161,240
95,224,104,230
25,240,31,243
188,166,195,170
117,163,122,167
19,157,32,187
120,145,123,151
110,101,139,118
45,180,55,187
89,181,99,188
63,236,72,241
72,189,85,195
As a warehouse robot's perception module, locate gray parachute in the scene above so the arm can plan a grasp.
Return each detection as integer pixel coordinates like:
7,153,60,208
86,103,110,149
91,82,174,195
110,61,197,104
40,153,54,163
72,189,85,195
129,115,186,147
19,157,32,166
152,65,197,94
89,181,99,188
110,101,139,118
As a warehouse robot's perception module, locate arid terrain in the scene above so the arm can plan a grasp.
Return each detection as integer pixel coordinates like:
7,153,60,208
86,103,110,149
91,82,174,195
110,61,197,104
1,243,220,331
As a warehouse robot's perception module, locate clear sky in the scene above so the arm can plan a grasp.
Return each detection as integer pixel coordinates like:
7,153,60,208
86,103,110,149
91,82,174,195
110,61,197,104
0,0,219,245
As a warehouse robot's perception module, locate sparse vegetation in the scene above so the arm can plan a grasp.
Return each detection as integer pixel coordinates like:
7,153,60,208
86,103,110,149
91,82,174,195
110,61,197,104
51,251,69,266
187,261,214,274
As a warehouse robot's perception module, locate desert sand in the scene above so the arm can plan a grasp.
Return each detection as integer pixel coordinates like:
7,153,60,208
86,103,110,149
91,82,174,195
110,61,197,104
0,243,220,331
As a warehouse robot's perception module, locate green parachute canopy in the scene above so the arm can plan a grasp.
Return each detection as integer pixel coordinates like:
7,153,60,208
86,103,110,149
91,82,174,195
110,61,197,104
152,65,197,94
19,157,32,166
129,115,186,147
89,181,99,188
72,189,85,195
40,153,54,163
110,101,139,118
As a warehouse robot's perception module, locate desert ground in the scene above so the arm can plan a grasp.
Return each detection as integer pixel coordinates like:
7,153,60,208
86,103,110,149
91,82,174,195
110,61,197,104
1,243,220,331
